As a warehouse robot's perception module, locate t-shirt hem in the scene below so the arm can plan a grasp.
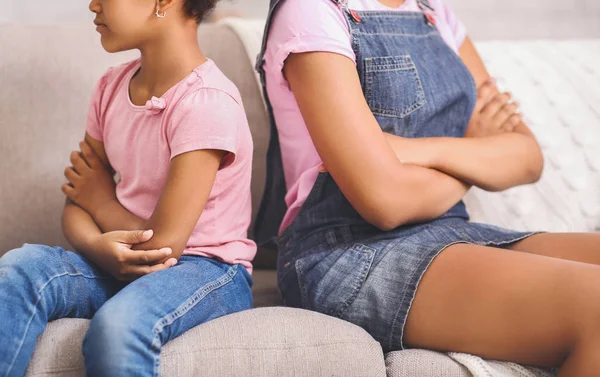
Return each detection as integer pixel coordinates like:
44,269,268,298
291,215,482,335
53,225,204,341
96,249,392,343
170,138,237,160
86,127,103,142
273,34,356,75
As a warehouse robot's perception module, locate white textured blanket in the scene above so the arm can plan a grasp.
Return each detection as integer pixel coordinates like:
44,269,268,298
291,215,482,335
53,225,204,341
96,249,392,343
220,17,599,377
466,40,600,234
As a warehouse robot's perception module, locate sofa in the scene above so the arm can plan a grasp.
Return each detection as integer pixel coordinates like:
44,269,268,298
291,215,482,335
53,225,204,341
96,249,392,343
0,20,598,377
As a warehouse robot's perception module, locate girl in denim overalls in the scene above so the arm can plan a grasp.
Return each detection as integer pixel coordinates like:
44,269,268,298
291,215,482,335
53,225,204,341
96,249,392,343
255,0,600,374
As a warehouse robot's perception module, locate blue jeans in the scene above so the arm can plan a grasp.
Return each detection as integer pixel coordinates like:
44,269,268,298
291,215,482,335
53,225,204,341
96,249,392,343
0,244,253,377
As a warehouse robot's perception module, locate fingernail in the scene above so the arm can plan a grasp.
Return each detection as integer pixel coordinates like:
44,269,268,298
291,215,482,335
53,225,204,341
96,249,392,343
168,259,177,267
143,230,153,238
162,248,172,255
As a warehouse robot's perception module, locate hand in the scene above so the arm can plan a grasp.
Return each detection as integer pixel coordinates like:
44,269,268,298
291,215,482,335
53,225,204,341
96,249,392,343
62,141,117,217
90,229,178,282
465,79,522,138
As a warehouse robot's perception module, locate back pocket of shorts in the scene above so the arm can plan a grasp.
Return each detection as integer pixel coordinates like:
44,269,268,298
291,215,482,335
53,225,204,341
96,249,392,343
364,55,426,119
296,244,376,318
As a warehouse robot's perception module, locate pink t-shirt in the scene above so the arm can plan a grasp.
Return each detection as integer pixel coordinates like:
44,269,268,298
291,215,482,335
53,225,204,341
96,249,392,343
87,59,256,273
264,0,468,232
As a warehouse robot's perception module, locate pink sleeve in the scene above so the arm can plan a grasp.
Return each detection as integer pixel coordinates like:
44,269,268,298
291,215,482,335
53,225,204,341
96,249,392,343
85,69,112,142
168,88,241,166
267,0,356,74
436,0,467,48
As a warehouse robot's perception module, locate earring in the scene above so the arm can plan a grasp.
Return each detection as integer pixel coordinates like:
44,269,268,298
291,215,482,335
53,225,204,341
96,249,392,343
155,7,166,18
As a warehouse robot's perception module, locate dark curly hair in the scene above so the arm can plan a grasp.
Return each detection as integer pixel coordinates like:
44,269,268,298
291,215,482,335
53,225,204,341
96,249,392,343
183,0,220,23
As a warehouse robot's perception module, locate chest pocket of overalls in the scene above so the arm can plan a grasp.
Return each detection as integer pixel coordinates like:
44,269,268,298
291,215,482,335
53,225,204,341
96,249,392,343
363,55,426,137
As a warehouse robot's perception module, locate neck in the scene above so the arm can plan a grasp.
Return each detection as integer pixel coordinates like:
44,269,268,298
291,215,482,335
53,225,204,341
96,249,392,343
137,22,206,91
378,0,407,8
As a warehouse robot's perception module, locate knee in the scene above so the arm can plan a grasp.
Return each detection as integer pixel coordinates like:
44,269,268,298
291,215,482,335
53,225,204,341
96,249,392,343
83,303,154,376
561,289,600,354
0,244,63,282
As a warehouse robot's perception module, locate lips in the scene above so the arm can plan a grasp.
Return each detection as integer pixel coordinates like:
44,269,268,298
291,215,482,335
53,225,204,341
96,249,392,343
93,20,107,29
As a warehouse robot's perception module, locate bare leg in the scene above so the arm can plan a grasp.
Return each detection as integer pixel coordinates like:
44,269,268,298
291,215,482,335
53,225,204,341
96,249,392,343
509,233,600,264
403,244,600,376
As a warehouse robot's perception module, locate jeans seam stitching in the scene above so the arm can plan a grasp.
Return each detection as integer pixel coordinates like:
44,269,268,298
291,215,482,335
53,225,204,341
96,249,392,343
150,265,238,377
366,55,426,119
5,272,110,377
334,244,376,318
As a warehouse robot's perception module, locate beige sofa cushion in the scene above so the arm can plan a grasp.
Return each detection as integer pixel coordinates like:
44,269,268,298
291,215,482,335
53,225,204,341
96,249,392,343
26,308,386,377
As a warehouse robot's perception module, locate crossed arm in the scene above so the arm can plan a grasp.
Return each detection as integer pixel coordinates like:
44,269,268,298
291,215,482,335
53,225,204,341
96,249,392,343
286,37,543,230
61,133,223,280
383,38,543,192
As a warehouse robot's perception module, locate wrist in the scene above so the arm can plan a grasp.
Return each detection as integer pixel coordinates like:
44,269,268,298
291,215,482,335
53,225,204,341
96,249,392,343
417,137,443,169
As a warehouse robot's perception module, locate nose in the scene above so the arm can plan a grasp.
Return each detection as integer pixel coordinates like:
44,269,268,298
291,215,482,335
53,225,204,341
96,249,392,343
89,0,101,14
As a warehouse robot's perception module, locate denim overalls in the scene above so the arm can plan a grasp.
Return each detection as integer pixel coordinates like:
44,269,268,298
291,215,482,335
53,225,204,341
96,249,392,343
255,0,535,352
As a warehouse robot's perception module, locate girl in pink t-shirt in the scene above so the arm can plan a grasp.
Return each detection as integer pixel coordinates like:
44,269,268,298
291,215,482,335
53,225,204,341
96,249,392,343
0,1,255,376
255,0,600,373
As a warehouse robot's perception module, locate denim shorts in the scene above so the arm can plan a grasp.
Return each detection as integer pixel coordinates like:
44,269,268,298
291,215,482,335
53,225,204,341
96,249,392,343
276,217,537,353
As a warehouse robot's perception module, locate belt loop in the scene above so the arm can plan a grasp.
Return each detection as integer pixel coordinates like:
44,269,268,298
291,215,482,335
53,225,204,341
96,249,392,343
341,226,354,244
325,230,337,247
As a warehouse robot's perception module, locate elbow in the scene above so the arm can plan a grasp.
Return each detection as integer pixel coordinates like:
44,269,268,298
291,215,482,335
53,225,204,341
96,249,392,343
156,237,186,258
137,227,187,259
367,204,420,232
370,216,404,232
517,144,544,187
359,189,414,232
366,212,399,232
485,144,544,192
523,138,544,185
526,151,544,184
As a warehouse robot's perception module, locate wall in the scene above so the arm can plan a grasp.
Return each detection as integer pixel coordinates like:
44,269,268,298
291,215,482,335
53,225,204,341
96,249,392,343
1,0,599,39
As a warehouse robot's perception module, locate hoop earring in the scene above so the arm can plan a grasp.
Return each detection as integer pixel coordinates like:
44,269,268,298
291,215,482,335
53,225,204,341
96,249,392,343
155,8,166,18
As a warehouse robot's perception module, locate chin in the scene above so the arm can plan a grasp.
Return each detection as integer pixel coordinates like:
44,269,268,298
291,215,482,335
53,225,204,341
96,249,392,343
100,36,132,54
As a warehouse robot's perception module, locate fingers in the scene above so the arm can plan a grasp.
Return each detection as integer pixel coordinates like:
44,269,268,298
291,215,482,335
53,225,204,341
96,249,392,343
79,141,102,169
504,113,523,132
317,164,327,173
480,92,510,118
61,183,76,200
490,97,520,132
475,78,499,112
111,229,154,245
70,151,90,174
121,261,176,281
64,166,80,184
477,78,497,99
124,248,173,265
480,91,521,132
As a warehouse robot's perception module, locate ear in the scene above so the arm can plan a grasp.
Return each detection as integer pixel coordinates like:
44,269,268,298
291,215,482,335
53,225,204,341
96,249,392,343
157,0,177,13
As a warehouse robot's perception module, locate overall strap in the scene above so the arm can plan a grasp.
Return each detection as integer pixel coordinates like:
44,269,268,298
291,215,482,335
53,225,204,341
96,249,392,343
416,0,437,26
330,0,349,8
416,0,435,12
255,0,286,73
